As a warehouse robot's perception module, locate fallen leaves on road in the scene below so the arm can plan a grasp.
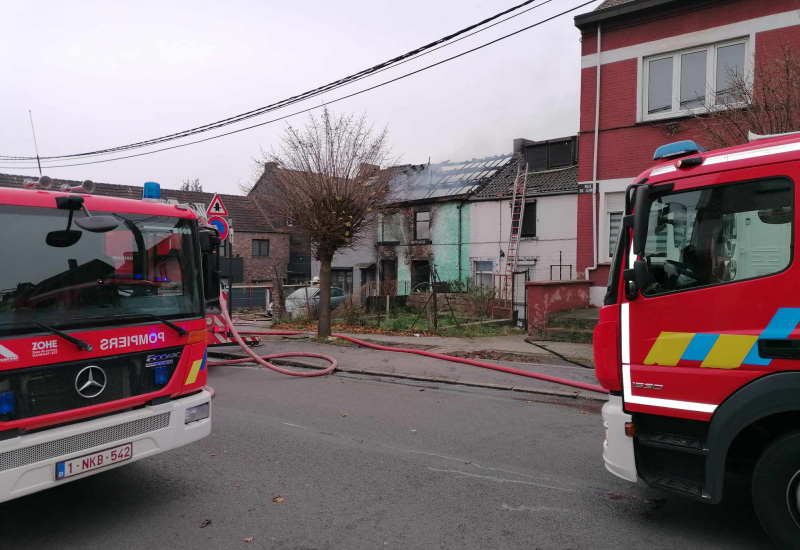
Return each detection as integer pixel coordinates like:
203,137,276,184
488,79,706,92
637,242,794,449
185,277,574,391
244,537,254,542
200,519,212,528
340,413,348,417
273,496,285,503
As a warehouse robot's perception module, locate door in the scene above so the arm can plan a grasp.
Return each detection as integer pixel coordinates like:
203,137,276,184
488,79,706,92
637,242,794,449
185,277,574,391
622,167,797,421
411,260,431,292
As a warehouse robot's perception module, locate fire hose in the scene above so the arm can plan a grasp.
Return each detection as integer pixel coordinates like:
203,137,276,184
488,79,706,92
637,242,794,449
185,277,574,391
207,300,608,395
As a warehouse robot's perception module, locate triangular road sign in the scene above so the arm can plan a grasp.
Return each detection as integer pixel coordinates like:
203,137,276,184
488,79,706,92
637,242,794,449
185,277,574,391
206,194,229,217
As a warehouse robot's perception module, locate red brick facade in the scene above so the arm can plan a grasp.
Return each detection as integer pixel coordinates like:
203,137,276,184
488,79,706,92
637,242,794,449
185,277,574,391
575,0,800,300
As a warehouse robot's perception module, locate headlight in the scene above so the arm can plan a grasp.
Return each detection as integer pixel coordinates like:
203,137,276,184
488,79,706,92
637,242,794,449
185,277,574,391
185,402,210,424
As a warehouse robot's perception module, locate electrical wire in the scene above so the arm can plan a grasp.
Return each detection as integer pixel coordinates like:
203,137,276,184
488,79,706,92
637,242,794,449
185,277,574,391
0,0,571,163
0,0,598,170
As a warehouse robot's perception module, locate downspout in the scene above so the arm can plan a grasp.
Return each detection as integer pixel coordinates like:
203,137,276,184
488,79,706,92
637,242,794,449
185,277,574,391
457,202,463,281
585,22,601,281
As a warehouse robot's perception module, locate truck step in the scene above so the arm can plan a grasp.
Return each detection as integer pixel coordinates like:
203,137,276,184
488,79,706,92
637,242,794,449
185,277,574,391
637,433,709,455
648,476,707,499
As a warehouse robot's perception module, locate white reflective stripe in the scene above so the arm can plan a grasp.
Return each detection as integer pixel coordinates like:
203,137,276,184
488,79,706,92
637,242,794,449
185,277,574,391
213,316,225,327
620,303,630,365
621,304,717,413
650,164,677,176
628,243,636,269
704,140,800,166
215,333,227,343
0,345,17,360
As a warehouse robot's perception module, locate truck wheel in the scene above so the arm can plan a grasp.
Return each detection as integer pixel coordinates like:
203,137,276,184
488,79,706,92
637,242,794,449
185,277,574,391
752,430,800,549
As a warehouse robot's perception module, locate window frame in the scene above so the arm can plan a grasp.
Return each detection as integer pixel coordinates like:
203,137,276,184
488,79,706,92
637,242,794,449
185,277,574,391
414,208,431,241
638,176,795,299
520,200,537,239
473,260,494,287
607,210,624,260
251,239,270,257
641,38,749,122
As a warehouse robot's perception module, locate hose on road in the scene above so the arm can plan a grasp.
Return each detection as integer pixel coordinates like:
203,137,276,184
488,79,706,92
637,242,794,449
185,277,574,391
206,299,608,394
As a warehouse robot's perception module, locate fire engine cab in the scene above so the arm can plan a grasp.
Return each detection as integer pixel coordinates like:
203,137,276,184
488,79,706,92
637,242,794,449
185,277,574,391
597,132,800,548
0,178,219,503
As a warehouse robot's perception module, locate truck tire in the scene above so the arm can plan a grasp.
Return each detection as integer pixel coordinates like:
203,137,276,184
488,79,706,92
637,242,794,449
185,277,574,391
752,430,800,550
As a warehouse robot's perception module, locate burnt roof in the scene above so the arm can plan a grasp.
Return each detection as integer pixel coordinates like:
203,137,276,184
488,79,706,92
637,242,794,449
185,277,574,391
472,157,578,199
0,173,278,233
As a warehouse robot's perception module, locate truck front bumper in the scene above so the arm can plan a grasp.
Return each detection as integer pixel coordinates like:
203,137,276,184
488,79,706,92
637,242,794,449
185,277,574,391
602,395,637,482
0,389,212,503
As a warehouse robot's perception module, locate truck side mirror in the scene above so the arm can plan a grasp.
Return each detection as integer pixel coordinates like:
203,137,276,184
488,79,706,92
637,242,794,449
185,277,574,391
199,228,221,253
633,185,651,256
623,259,649,296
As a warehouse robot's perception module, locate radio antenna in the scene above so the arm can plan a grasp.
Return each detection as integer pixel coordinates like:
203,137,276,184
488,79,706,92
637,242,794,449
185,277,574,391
28,110,43,177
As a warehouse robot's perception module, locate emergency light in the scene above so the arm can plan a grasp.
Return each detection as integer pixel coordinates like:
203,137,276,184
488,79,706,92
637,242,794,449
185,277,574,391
154,366,169,386
0,391,14,415
143,181,162,201
653,140,705,161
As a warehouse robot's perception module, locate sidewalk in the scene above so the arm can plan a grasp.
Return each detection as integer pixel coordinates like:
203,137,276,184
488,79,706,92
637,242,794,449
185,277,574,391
210,326,604,401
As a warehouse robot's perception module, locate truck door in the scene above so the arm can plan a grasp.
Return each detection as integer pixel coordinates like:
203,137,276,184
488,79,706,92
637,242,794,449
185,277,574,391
622,164,797,421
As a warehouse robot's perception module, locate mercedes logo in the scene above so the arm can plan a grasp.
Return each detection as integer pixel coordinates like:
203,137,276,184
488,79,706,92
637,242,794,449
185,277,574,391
75,365,107,399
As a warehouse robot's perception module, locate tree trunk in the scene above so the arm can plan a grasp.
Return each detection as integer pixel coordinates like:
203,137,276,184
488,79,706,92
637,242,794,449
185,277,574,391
318,255,333,338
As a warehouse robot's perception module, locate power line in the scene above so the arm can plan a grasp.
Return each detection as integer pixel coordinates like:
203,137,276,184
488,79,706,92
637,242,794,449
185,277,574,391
0,0,563,165
0,0,597,170
0,0,565,162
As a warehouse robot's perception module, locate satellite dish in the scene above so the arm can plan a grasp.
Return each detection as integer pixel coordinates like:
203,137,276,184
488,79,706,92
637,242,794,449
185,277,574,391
82,180,95,193
38,175,53,189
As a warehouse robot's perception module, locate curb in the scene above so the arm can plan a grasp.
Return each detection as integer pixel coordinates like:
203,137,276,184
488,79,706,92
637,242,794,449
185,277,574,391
207,350,607,402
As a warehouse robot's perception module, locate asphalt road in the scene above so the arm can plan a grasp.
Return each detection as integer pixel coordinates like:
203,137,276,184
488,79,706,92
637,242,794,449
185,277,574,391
0,364,775,549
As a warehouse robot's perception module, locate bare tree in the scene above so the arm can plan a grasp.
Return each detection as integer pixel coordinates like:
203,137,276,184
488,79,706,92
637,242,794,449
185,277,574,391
692,44,800,148
181,178,203,192
258,108,394,337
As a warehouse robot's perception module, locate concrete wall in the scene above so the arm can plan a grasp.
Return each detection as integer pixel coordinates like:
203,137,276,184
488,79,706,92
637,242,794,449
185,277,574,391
526,280,590,332
469,194,578,283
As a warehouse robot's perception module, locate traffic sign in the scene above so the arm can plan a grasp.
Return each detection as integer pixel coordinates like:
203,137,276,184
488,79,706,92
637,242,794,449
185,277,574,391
206,194,229,217
208,215,229,242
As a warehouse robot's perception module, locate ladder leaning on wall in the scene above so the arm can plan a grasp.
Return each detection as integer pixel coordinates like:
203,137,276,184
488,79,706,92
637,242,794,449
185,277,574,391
498,161,529,303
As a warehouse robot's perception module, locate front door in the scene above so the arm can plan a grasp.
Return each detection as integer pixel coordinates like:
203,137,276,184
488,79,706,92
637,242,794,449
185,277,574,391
622,164,798,421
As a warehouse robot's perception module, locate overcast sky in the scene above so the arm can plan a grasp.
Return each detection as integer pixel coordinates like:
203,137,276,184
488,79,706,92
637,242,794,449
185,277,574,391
0,0,600,194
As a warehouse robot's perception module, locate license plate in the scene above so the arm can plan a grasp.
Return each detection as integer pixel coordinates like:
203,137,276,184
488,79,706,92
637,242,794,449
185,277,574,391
55,443,133,480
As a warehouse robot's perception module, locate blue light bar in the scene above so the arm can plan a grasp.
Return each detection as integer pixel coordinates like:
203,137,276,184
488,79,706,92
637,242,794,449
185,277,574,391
653,140,706,161
0,391,15,415
154,366,169,385
143,181,162,201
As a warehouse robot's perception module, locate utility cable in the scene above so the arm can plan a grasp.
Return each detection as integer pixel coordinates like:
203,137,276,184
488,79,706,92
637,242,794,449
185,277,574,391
0,0,572,162
0,0,597,170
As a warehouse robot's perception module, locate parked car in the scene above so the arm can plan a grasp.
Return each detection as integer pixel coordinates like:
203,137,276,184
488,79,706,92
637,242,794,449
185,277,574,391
268,286,349,318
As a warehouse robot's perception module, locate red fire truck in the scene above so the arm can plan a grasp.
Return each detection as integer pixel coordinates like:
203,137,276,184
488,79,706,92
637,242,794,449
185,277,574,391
0,179,219,503
596,133,800,548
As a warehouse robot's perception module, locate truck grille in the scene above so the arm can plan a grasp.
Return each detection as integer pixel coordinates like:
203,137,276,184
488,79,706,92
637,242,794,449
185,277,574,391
0,412,171,471
0,347,182,422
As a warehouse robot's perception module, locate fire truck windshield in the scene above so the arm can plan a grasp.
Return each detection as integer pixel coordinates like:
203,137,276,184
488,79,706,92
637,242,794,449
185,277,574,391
0,205,204,336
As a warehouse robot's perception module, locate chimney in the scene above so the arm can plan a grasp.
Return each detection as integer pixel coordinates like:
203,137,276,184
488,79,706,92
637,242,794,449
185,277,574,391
264,161,279,172
513,138,529,155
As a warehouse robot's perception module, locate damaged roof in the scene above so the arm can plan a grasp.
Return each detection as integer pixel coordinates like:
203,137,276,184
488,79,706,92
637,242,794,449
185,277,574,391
388,154,512,203
0,173,278,233
472,157,578,199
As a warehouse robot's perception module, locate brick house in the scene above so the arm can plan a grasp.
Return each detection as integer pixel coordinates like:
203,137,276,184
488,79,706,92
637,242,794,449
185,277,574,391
574,0,800,305
0,173,290,297
248,162,312,285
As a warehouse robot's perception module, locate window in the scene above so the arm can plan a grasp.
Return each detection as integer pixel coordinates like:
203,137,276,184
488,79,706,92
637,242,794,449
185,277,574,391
520,201,536,238
219,239,228,257
523,139,577,171
415,209,431,240
474,261,493,287
606,192,626,259
644,39,747,120
641,178,792,297
251,239,270,257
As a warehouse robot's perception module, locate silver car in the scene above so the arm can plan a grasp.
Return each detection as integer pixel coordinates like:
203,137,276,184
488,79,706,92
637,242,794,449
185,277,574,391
272,286,349,318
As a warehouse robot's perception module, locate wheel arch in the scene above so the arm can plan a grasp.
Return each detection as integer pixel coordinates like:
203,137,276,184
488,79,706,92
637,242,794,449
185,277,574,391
706,372,800,503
